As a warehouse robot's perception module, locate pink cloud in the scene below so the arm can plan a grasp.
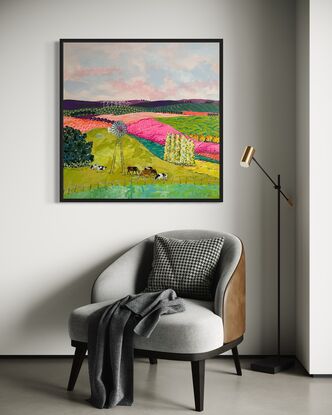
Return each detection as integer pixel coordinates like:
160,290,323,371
155,43,218,71
93,77,219,101
65,66,119,81
104,77,162,101
175,80,220,99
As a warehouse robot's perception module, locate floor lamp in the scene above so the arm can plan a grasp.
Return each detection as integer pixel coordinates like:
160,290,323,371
240,146,294,374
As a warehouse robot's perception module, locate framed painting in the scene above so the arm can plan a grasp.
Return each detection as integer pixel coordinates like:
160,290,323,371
60,39,222,202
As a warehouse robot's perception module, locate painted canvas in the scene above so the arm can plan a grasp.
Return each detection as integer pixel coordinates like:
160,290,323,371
60,39,222,201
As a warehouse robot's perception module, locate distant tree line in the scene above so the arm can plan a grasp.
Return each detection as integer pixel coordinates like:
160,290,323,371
63,106,143,117
63,103,219,117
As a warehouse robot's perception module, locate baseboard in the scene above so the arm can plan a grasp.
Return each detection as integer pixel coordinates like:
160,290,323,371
0,353,296,359
0,355,77,358
295,356,311,376
295,358,332,377
215,354,296,359
2,354,329,376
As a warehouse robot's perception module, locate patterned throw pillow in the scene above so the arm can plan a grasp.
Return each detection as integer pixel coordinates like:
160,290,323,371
145,235,224,300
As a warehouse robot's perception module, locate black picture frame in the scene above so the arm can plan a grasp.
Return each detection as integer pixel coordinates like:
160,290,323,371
60,39,223,202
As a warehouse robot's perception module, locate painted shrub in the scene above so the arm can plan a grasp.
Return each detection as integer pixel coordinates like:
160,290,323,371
164,134,195,166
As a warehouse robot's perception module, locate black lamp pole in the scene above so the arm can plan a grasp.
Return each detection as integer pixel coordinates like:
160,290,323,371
249,157,294,374
277,173,281,360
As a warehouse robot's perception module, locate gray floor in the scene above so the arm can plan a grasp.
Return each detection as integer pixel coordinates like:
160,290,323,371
0,357,331,415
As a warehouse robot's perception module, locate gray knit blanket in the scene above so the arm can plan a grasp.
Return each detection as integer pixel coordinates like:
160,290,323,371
88,289,185,409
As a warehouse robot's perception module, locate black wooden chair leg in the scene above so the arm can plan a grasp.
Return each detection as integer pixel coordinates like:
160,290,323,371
232,346,242,376
149,357,158,364
67,342,87,391
191,360,205,412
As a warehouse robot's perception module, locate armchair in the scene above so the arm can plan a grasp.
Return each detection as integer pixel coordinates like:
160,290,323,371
67,230,245,411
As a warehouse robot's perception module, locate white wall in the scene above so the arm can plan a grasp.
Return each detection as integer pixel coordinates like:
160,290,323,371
296,0,310,371
0,0,296,355
309,0,332,374
296,0,332,375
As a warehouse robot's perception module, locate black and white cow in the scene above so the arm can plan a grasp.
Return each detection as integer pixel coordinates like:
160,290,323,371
155,173,168,180
90,164,107,171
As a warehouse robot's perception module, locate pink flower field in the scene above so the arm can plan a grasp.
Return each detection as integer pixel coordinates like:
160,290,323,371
127,118,219,156
63,116,111,132
95,112,188,124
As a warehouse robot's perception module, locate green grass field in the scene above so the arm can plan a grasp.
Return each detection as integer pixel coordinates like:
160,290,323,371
143,102,219,114
66,183,220,199
63,128,220,199
156,116,220,137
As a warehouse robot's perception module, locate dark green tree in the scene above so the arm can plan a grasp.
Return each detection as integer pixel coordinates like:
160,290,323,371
63,126,94,167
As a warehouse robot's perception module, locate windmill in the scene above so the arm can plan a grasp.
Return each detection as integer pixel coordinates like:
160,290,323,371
108,121,127,174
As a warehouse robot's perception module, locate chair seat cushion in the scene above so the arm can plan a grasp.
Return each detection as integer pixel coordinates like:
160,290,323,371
69,298,224,354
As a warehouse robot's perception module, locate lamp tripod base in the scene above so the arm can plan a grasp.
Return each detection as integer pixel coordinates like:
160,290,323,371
250,356,294,374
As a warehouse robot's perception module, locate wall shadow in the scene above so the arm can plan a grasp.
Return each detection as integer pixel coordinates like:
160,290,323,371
14,247,130,353
54,41,60,203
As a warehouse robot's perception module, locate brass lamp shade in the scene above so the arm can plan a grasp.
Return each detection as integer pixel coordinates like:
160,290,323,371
240,146,255,167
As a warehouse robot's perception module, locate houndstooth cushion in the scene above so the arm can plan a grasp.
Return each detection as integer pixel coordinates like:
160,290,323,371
144,235,224,300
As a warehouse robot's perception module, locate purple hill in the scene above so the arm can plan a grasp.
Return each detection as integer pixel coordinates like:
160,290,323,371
131,99,219,108
63,99,219,110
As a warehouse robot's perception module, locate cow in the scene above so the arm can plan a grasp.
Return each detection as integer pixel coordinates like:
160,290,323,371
127,166,140,175
90,164,107,171
140,167,157,177
155,173,168,180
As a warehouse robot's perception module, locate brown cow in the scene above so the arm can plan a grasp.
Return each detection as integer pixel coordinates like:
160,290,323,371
127,166,140,175
140,167,157,177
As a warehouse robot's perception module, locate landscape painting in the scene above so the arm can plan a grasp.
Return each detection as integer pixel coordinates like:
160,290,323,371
60,39,222,201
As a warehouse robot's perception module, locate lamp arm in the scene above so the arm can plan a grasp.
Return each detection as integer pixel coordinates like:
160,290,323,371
252,157,293,206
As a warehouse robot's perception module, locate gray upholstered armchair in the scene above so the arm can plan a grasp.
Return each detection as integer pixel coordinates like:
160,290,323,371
67,230,245,411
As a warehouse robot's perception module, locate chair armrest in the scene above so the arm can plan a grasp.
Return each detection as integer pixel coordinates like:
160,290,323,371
91,239,154,303
214,237,246,344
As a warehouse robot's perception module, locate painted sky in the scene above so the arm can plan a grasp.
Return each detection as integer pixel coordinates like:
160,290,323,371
64,42,220,101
